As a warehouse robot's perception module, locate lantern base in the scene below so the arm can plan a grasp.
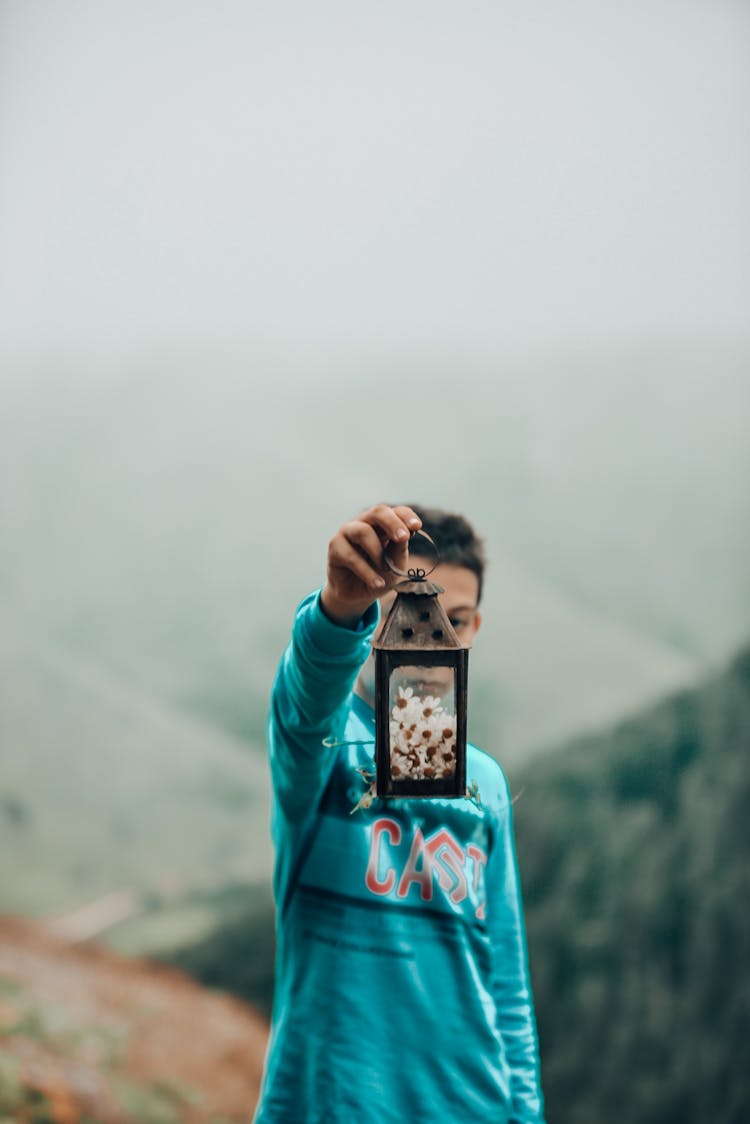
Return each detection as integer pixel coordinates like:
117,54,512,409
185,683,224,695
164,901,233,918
375,763,467,800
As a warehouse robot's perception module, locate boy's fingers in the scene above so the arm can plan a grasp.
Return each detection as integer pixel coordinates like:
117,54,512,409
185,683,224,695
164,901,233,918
342,521,388,569
327,506,424,600
358,504,421,546
391,505,422,532
331,539,386,591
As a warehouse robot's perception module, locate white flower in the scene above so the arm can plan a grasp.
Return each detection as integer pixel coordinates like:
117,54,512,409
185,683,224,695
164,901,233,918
389,687,456,780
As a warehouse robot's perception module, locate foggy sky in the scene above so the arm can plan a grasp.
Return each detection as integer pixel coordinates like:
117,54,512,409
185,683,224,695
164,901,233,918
0,0,748,361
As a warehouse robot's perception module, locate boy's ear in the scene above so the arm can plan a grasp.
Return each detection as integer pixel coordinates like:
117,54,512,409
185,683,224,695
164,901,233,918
472,610,482,635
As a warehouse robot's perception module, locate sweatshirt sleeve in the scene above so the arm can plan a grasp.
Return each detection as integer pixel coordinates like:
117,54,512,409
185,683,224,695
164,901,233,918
267,589,379,823
486,775,546,1124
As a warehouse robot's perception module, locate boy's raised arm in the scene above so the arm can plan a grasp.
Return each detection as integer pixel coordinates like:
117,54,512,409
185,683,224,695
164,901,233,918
268,504,422,821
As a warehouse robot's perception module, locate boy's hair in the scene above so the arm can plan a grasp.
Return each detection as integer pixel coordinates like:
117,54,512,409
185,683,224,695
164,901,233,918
406,505,486,604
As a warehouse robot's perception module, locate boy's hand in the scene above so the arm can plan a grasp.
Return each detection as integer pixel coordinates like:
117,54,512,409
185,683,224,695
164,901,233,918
321,504,422,627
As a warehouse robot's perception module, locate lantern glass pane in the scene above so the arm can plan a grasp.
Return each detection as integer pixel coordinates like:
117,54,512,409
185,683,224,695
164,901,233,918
388,666,457,782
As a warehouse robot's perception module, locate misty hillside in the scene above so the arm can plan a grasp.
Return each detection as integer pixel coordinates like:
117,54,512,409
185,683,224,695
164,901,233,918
2,344,747,764
0,625,272,933
515,642,750,1124
1,346,747,991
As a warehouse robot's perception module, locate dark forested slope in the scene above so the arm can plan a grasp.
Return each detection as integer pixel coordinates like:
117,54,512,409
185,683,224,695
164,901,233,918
514,644,750,1124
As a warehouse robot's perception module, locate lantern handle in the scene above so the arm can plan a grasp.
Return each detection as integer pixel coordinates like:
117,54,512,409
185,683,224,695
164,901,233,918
382,528,440,580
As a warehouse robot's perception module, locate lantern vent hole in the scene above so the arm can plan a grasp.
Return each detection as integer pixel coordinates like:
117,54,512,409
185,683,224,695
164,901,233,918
432,629,444,640
419,611,430,621
401,627,414,638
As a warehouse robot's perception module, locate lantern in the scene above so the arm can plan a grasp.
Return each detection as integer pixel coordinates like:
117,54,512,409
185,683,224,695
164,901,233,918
372,536,468,798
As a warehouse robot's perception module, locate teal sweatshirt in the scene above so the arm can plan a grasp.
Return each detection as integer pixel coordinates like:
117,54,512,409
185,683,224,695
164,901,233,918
253,591,545,1124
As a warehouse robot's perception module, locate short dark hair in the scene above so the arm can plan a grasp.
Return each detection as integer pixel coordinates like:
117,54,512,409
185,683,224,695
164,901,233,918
406,505,486,604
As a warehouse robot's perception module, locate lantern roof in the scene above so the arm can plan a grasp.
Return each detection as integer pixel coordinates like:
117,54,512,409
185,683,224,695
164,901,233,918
373,579,463,651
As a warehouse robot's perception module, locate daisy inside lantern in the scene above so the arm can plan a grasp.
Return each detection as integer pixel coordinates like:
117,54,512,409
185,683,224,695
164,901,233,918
372,553,468,798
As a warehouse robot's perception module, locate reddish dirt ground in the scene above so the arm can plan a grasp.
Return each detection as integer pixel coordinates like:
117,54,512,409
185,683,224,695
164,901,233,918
0,916,270,1123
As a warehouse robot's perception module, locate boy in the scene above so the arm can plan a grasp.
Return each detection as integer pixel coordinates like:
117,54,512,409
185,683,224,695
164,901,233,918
254,504,545,1123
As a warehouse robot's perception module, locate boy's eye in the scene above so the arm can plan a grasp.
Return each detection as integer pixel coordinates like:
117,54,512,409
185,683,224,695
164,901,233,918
450,618,468,632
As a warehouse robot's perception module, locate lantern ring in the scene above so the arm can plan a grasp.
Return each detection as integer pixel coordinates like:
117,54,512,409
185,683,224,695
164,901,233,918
382,528,440,579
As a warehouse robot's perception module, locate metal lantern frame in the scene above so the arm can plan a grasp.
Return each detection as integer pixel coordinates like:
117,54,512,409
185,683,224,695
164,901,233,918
372,533,468,799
